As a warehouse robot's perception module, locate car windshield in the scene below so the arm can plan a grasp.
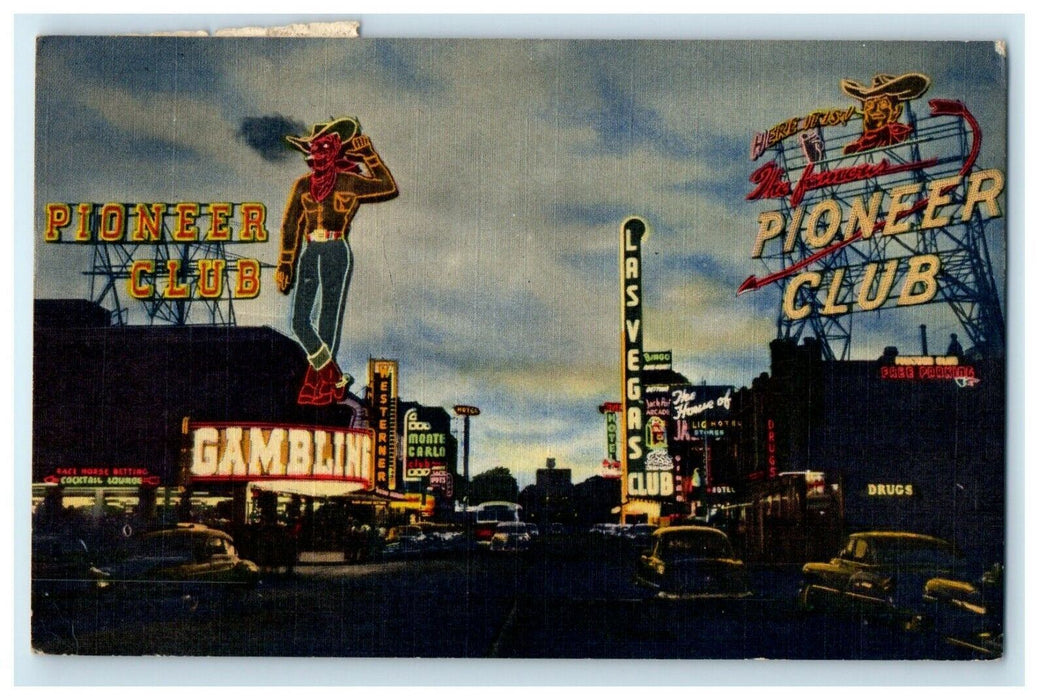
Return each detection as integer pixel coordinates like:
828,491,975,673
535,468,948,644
873,538,959,567
133,534,195,561
478,506,518,522
496,523,528,534
660,532,731,558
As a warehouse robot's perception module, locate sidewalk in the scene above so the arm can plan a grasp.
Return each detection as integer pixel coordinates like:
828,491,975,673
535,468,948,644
297,551,346,564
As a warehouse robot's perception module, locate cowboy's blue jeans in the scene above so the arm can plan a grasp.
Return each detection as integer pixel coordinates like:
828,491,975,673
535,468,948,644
292,238,353,366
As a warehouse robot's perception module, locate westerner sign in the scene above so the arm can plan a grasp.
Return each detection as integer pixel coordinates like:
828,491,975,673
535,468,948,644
188,423,374,486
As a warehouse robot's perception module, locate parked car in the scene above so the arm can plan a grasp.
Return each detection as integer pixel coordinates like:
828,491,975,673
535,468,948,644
102,523,260,609
589,523,618,537
635,526,750,599
489,522,532,553
798,531,965,630
625,524,659,549
32,534,110,599
384,525,429,555
416,522,465,553
922,562,1004,657
611,524,632,538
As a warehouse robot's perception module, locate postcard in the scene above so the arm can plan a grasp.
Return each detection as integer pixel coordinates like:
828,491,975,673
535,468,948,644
30,34,1007,660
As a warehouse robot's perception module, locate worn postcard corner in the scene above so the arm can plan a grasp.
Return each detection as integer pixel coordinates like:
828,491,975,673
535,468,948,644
146,20,360,38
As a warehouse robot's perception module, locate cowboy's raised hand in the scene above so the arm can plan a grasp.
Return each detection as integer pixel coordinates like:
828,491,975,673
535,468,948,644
349,135,372,152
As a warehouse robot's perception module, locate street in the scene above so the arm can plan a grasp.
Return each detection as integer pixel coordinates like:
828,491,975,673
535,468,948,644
30,537,983,659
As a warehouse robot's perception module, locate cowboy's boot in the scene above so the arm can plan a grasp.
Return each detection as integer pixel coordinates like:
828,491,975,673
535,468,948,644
297,365,324,405
318,361,353,402
312,366,336,405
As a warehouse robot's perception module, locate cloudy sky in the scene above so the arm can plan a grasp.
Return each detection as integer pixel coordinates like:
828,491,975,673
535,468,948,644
32,37,1008,486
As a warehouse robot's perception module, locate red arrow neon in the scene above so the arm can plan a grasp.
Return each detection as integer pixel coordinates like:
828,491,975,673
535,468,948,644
737,100,981,296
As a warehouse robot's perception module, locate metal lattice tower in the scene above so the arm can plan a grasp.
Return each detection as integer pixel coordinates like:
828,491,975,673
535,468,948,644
756,102,1005,360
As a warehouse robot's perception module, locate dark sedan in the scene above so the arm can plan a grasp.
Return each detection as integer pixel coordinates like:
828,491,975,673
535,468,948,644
922,563,1004,657
102,523,260,609
635,526,750,599
798,531,964,630
32,534,110,599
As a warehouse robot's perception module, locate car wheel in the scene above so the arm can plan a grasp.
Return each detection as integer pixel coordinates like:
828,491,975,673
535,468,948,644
902,612,928,632
798,583,817,612
181,593,200,613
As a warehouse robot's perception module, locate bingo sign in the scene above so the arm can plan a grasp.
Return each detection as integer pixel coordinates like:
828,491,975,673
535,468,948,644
738,72,1005,359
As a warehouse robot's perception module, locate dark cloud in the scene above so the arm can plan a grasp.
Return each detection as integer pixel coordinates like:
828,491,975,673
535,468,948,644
237,115,306,162
38,36,226,99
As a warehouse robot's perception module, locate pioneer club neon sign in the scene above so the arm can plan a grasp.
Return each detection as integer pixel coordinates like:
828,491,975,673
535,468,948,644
42,201,268,300
737,72,1006,322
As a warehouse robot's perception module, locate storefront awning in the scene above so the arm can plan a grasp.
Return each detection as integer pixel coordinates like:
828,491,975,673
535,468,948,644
248,480,367,499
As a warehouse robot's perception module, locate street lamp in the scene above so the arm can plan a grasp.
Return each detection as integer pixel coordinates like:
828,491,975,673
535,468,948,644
453,404,480,546
453,405,481,504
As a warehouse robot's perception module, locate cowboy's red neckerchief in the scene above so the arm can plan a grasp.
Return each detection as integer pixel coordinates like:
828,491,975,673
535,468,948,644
307,133,362,202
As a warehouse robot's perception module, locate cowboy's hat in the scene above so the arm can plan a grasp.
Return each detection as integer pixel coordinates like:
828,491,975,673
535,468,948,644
286,116,362,153
840,73,930,101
